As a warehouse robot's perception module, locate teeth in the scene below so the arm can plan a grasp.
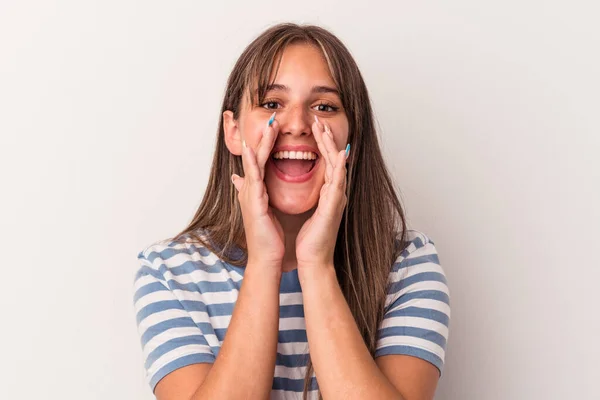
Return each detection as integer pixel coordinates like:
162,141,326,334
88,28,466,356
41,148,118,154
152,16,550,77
273,151,317,160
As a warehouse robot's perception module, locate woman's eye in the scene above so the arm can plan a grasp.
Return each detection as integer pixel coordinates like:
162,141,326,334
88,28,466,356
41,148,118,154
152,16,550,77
314,103,338,112
261,101,280,110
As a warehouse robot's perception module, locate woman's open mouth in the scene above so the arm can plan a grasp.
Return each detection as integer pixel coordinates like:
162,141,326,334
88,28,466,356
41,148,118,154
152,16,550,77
269,150,319,183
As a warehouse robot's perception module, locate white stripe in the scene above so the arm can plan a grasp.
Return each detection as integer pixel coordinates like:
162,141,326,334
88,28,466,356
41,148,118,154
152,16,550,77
134,290,178,314
192,289,238,304
389,261,444,283
277,341,309,355
136,287,239,315
388,298,451,319
137,308,191,337
391,230,432,264
203,333,221,348
380,316,449,339
274,365,308,380
279,317,306,331
376,335,445,361
147,344,214,378
162,268,243,285
141,309,227,337
280,292,303,305
142,237,208,254
149,250,222,270
270,389,318,400
207,314,231,329
133,274,160,293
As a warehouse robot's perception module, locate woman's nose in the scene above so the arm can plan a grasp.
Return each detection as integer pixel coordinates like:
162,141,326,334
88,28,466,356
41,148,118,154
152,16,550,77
278,106,312,137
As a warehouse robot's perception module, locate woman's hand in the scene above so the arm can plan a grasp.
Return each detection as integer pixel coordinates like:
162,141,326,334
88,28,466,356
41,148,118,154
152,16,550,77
295,117,349,270
231,113,285,269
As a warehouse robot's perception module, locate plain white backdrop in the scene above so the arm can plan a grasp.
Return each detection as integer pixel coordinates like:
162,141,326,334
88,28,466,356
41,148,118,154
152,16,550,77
1,1,598,399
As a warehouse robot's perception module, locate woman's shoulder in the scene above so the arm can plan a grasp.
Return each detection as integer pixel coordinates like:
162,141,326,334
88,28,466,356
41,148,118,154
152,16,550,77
390,228,445,281
384,227,449,309
136,230,225,274
395,229,438,260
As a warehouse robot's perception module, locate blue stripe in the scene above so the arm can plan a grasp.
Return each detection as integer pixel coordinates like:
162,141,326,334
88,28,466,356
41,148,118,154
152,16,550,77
276,353,310,368
280,304,304,318
391,252,440,272
143,244,214,263
203,301,235,316
139,293,235,317
272,376,318,391
149,353,215,393
149,257,226,274
170,257,224,275
140,316,199,346
377,326,447,349
136,300,184,326
133,281,167,303
387,271,447,295
168,278,239,294
385,306,450,326
145,334,212,369
278,329,308,343
134,265,165,283
375,345,443,376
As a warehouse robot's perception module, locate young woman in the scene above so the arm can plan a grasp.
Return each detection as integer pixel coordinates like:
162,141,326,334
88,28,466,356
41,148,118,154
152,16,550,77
133,23,450,400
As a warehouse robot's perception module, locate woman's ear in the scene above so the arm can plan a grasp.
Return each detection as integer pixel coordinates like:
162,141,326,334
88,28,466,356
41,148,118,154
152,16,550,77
223,110,242,156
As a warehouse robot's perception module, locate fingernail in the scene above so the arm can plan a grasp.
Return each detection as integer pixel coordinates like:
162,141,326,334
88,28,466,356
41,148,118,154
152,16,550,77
314,115,319,124
268,112,276,127
242,139,247,149
324,123,333,138
345,143,350,159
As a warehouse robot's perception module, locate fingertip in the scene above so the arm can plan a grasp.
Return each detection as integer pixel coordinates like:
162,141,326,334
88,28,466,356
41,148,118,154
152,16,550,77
324,123,333,139
312,116,322,132
268,111,276,127
231,174,240,191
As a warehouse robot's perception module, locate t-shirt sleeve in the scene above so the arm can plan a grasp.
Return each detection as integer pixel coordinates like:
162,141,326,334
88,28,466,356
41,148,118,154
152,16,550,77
132,247,216,393
374,231,450,376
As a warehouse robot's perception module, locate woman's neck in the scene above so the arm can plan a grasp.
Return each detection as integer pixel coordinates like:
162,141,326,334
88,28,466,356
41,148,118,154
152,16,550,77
273,207,315,272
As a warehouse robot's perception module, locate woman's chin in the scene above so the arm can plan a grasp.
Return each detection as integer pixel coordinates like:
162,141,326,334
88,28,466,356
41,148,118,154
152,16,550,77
268,195,317,216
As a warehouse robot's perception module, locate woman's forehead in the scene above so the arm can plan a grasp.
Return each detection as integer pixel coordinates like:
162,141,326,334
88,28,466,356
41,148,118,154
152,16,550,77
254,45,336,94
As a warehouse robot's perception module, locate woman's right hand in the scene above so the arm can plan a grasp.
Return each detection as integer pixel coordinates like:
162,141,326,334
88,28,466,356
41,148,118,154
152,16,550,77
231,113,284,269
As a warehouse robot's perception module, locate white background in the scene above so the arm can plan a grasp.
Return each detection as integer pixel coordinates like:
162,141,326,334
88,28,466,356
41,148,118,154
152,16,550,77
1,1,598,399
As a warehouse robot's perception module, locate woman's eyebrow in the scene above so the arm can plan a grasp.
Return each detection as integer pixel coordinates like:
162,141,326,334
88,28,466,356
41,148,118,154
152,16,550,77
264,84,339,96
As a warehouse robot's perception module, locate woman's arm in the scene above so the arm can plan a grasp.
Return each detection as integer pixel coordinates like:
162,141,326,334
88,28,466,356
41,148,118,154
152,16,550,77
179,264,281,400
154,264,281,400
299,266,412,400
295,119,443,400
157,117,284,400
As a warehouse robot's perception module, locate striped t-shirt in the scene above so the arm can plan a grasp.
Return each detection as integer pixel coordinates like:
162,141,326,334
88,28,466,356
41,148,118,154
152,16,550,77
132,229,450,398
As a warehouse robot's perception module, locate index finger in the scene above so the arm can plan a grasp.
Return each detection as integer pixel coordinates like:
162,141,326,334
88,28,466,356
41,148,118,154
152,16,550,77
255,112,279,179
240,141,264,199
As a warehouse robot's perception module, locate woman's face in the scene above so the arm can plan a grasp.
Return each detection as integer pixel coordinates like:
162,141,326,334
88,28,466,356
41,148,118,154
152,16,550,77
225,43,349,215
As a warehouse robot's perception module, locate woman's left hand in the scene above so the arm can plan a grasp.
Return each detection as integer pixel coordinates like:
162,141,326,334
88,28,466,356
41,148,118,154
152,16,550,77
295,117,349,270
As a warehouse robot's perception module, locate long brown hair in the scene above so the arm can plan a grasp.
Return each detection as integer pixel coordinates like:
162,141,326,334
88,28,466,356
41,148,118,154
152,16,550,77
171,23,408,399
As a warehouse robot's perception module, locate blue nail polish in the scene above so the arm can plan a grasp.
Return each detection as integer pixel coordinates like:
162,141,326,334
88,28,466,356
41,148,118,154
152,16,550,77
268,112,276,127
345,143,350,158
